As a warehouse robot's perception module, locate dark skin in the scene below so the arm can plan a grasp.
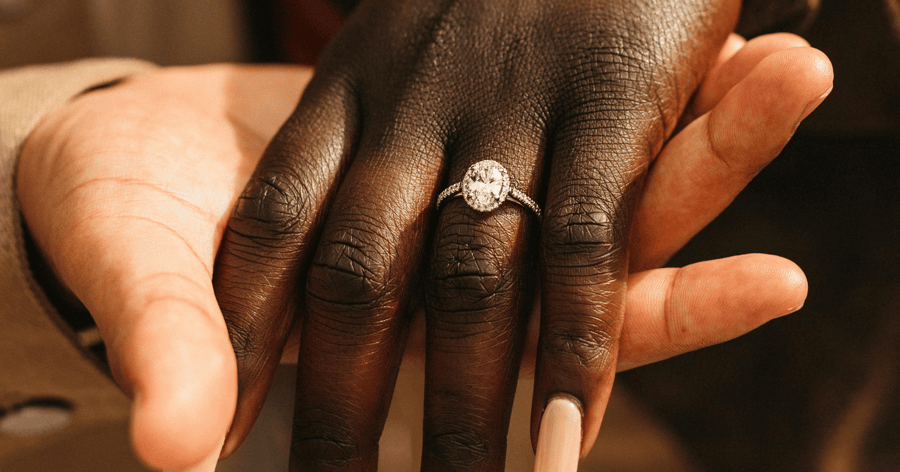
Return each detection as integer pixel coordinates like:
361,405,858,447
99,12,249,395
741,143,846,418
13,1,830,465
211,0,806,470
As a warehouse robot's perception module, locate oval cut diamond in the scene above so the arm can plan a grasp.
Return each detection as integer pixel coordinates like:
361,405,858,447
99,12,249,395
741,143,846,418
461,160,510,212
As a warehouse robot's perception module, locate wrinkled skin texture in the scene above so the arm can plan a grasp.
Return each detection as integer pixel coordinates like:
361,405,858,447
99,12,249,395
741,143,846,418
16,32,831,471
214,1,747,470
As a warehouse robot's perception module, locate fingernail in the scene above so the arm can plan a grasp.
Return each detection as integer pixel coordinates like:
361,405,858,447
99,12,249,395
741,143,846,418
785,302,804,315
799,85,833,123
534,396,582,472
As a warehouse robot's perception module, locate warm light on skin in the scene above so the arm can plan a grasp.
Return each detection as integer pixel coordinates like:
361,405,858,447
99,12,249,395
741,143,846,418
14,27,832,468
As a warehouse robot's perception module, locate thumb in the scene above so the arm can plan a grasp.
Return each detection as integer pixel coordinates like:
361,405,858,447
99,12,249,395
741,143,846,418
56,218,236,471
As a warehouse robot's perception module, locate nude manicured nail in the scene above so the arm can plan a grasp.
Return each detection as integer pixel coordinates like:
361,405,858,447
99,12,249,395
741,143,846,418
534,396,582,472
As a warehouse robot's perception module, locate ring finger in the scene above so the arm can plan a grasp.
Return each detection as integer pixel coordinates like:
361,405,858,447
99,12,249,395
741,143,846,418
424,110,545,471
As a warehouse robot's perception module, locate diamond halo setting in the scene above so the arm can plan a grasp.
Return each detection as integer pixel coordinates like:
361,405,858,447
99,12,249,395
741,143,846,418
461,160,510,212
436,160,542,219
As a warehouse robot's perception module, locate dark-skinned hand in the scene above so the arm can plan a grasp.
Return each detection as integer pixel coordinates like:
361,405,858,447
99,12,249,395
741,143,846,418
17,31,830,472
212,0,827,470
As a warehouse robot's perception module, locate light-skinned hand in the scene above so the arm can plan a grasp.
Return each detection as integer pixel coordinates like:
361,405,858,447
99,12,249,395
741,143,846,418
16,31,830,471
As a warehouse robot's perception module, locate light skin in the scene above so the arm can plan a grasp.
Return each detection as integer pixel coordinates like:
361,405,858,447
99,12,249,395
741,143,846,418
16,33,830,471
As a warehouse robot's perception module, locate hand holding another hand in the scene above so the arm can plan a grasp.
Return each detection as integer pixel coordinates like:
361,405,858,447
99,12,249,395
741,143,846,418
215,0,830,469
16,30,830,472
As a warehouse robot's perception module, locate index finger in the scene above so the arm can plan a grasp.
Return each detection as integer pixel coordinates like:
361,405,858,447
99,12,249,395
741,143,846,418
214,66,360,457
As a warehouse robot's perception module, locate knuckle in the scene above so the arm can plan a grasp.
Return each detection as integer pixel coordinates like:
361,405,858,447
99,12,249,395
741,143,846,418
306,219,394,313
427,221,512,320
425,427,491,469
543,194,624,267
545,196,615,245
227,167,310,248
542,323,614,370
291,414,365,470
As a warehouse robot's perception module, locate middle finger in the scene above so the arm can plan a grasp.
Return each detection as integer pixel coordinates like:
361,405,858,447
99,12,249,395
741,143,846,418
292,106,444,470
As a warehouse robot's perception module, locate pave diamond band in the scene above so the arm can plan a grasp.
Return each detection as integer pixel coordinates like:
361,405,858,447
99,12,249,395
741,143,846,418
436,160,542,219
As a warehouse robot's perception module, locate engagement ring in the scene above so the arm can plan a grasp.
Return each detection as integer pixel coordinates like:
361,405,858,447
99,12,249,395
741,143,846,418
436,160,541,218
